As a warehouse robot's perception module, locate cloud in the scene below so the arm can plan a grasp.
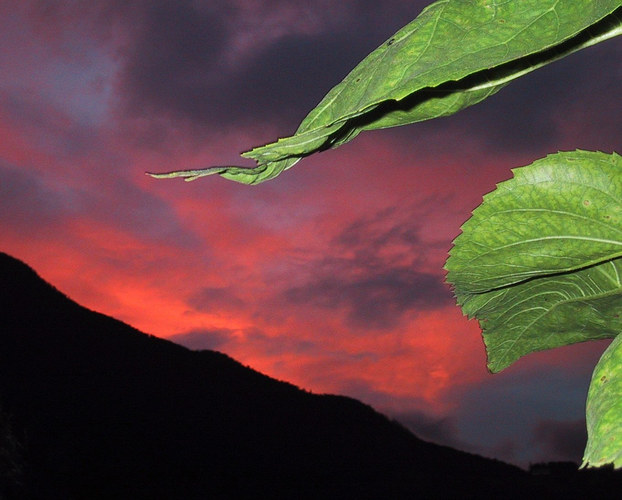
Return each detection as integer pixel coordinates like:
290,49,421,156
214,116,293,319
531,419,586,464
81,176,201,248
121,2,232,122
286,267,450,330
15,0,620,157
170,326,326,367
115,0,430,130
0,159,198,252
187,286,245,313
0,161,69,236
169,328,234,351
283,205,453,330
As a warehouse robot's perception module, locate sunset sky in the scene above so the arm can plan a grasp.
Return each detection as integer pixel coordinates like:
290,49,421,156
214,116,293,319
1,0,621,467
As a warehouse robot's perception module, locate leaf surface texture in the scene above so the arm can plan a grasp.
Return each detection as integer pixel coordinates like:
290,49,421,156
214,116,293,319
150,0,622,184
583,333,622,469
446,151,622,372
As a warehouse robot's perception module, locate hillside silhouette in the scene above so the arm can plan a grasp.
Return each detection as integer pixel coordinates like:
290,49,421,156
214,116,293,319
0,251,620,498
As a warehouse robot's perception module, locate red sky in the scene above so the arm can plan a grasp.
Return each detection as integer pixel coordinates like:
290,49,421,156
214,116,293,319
1,0,621,467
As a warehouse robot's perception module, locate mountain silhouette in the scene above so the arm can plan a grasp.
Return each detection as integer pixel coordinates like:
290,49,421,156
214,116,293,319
0,251,620,499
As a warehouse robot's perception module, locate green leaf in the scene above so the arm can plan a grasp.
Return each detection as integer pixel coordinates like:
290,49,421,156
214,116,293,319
445,151,622,372
461,259,622,372
447,151,622,294
582,333,622,469
149,0,622,184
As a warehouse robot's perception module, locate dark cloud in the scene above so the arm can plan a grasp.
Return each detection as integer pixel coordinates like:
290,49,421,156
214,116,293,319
169,328,233,351
124,29,365,133
531,419,586,464
11,1,132,44
284,205,453,330
0,162,68,235
118,1,428,130
242,328,321,357
286,267,450,330
188,286,245,313
122,1,233,122
209,33,367,130
334,206,423,260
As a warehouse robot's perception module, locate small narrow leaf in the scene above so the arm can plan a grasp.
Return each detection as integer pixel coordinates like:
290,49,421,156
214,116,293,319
445,151,622,372
582,333,622,469
149,0,622,184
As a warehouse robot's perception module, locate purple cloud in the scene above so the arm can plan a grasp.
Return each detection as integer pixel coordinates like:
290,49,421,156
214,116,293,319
284,205,453,330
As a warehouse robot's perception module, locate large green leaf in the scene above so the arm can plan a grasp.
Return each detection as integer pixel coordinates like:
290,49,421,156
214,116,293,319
445,151,622,372
582,333,622,469
149,0,622,184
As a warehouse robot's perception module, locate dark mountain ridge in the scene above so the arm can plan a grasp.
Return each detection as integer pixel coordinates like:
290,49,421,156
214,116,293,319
0,252,619,498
